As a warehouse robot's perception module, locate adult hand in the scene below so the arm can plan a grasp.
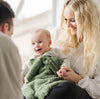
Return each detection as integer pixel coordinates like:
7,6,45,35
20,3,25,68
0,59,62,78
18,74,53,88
57,66,83,83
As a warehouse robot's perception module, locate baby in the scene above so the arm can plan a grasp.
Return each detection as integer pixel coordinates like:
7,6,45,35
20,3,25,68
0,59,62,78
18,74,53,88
22,28,70,99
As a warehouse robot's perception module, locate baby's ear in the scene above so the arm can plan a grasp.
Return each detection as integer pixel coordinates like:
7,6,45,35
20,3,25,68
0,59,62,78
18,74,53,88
49,40,52,45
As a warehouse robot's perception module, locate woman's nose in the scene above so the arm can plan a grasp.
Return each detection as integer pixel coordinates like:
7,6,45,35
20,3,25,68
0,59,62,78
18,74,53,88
66,20,71,27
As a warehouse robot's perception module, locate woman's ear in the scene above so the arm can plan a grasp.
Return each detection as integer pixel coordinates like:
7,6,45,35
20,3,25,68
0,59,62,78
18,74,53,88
1,23,8,34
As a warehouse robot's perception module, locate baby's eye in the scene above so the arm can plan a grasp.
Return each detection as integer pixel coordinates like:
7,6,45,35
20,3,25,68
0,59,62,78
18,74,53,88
32,43,35,45
39,41,42,43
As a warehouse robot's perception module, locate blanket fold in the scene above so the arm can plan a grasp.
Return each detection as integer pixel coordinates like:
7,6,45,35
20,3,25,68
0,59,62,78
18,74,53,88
22,56,66,99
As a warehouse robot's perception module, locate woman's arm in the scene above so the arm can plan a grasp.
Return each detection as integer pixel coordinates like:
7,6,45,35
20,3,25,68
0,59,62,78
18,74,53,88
77,63,100,98
53,48,70,67
57,66,83,83
57,64,100,98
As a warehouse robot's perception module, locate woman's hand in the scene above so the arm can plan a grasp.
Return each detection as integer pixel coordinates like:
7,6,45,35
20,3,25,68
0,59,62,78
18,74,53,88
57,66,83,83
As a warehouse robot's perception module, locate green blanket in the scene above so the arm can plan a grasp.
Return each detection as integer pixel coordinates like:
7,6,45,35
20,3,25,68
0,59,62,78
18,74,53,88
22,56,66,99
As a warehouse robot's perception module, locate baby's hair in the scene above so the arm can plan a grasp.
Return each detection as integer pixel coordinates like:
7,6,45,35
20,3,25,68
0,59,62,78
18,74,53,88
34,28,51,40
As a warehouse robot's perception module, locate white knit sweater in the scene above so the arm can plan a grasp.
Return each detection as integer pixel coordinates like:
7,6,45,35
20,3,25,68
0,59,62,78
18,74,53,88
22,48,70,76
51,27,100,99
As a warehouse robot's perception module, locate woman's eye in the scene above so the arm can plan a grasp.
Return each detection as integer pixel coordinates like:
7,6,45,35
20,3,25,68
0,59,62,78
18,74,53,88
64,18,67,21
70,19,75,22
39,41,42,43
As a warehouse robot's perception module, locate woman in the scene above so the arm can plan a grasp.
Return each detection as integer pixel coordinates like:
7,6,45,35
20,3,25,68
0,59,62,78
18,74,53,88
46,0,100,99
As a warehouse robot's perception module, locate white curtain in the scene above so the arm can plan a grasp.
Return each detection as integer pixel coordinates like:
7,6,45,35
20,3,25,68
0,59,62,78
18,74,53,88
52,0,64,27
94,0,100,8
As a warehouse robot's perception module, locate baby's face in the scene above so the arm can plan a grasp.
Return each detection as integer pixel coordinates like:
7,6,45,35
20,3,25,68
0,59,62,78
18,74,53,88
31,32,51,55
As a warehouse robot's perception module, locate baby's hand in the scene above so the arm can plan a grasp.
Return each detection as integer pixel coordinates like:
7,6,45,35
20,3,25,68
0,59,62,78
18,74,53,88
57,66,67,78
22,74,25,86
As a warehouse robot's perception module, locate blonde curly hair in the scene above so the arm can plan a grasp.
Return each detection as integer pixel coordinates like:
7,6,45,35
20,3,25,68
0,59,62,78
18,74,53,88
59,0,100,75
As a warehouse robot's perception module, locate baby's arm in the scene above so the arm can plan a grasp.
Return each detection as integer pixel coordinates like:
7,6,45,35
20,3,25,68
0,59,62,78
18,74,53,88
22,59,31,85
60,57,70,77
22,74,25,85
54,48,70,77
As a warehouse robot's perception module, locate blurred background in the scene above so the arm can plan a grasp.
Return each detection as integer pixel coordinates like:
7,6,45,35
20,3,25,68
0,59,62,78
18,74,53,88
4,0,100,65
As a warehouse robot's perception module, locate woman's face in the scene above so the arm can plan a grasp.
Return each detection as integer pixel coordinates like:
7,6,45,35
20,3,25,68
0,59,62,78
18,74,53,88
64,6,77,35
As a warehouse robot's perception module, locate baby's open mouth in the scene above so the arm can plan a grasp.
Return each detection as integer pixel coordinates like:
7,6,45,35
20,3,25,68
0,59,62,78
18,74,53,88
37,48,42,51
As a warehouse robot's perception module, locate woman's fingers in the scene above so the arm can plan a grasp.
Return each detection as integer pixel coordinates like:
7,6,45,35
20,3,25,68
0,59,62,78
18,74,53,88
57,68,68,78
61,66,72,72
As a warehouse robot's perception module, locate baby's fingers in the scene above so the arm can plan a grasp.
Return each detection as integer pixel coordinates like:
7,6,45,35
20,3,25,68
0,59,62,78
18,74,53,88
57,70,63,77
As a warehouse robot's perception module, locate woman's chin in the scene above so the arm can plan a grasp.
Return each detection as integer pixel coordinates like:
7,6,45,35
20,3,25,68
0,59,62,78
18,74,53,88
71,31,76,35
70,29,76,35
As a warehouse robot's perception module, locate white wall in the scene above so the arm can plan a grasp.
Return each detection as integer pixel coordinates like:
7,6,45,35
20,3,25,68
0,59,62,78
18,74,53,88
94,0,100,8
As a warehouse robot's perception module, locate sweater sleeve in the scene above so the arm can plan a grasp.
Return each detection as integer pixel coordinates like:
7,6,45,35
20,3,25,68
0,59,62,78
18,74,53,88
22,55,35,76
22,59,31,76
53,48,70,68
78,60,100,98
